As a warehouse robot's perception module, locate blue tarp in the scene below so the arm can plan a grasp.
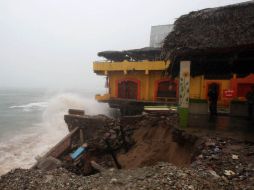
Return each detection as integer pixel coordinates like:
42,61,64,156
70,147,86,160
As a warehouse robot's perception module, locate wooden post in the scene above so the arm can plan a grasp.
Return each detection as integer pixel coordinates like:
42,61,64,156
90,161,106,172
80,129,84,144
179,61,191,128
104,139,121,169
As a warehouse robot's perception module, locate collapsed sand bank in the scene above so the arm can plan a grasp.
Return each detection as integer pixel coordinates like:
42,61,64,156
1,112,254,189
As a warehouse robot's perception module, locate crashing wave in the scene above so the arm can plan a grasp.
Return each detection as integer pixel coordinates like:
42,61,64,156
0,93,110,175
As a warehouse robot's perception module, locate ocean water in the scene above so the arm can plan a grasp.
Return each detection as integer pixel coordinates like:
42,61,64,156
0,88,110,175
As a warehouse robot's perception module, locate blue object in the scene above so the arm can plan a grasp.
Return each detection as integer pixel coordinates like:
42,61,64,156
70,147,86,160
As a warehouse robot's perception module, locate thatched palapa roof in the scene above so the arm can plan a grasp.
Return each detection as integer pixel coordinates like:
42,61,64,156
162,1,254,77
98,51,129,62
98,47,162,62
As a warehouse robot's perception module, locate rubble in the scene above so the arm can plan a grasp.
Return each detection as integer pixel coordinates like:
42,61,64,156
62,111,182,172
0,163,235,190
0,111,253,189
191,137,254,189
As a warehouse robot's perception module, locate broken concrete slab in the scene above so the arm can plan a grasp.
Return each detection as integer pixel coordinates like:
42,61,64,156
36,156,62,171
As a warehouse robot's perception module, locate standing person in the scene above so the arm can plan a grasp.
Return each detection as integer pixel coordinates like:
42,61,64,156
208,84,218,116
246,86,254,120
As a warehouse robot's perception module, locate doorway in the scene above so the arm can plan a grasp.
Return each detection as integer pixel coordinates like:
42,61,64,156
118,80,138,99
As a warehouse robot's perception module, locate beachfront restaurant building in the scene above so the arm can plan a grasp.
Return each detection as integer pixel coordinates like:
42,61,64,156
94,2,254,115
93,48,177,114
162,1,254,116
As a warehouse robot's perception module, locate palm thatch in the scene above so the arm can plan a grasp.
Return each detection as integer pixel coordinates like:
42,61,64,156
124,47,161,61
98,47,161,62
162,1,254,77
97,51,129,62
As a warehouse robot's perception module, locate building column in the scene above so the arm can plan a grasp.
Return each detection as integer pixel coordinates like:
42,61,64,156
179,61,191,128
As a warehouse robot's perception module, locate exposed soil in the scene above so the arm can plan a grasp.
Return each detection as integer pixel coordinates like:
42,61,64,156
117,124,192,168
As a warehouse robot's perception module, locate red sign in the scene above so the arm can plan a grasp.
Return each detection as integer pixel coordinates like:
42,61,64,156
223,89,235,98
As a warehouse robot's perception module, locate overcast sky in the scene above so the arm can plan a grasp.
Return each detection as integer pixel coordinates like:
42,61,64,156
0,0,248,90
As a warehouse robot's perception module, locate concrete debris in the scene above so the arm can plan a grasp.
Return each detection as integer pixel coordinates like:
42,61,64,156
36,156,62,171
232,154,239,160
208,170,220,179
0,112,253,189
90,161,106,172
0,163,236,190
191,136,254,189
224,170,235,176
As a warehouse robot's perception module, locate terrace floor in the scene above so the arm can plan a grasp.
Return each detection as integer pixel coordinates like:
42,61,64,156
187,114,254,141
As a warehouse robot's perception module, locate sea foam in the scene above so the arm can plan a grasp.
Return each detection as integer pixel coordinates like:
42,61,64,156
9,102,49,112
0,93,110,175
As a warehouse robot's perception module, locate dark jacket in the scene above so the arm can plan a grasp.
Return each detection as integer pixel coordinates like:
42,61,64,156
208,90,218,102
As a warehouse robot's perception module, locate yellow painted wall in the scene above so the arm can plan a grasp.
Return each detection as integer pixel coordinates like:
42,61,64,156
190,76,202,99
189,76,232,106
103,64,232,105
108,70,167,101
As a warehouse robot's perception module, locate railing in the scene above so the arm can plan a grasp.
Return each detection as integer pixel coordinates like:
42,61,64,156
155,97,177,102
93,60,168,72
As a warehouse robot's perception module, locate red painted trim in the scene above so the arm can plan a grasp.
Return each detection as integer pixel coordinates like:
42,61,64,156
154,78,178,101
231,74,254,97
115,78,141,100
230,77,238,98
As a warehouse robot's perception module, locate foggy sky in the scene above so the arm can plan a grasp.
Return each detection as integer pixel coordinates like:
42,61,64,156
0,0,248,90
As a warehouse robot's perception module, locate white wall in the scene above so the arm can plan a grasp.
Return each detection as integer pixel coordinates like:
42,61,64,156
150,25,174,48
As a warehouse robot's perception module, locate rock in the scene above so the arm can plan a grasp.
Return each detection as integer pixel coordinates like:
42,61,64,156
36,156,62,171
221,176,229,183
44,175,53,183
210,154,219,160
198,154,204,159
205,141,216,148
232,154,239,160
0,163,236,190
214,147,221,153
224,170,236,176
1,113,253,189
209,170,220,179
68,109,85,116
110,178,118,184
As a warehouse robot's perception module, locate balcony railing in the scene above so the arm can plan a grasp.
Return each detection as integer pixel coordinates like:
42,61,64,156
93,60,169,74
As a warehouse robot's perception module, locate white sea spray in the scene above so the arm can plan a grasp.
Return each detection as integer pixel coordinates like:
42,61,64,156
0,92,110,175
